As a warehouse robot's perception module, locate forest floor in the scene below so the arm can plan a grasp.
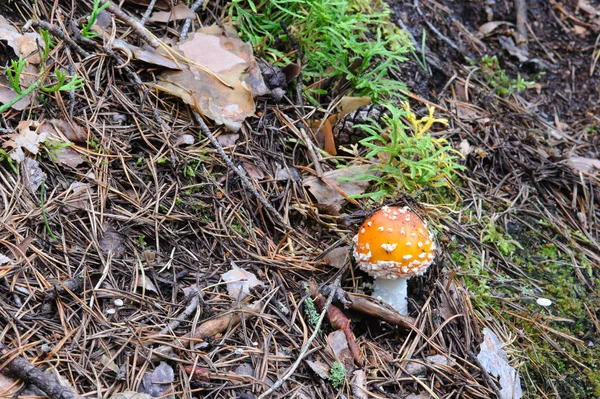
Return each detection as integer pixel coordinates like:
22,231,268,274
0,1,599,399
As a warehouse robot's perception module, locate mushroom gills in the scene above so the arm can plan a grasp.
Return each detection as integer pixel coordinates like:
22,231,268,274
372,277,408,316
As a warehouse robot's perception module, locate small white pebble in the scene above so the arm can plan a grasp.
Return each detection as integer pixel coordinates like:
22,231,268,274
106,308,116,315
114,299,124,307
536,298,552,307
252,342,259,347
234,348,244,355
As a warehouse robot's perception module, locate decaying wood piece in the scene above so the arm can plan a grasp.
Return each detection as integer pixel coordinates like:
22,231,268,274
0,343,83,399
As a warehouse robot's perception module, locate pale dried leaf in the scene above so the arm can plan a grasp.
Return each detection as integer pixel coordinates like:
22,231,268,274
0,75,31,110
320,246,350,269
0,16,42,64
54,145,85,168
0,373,20,396
138,275,159,294
305,359,330,380
49,119,88,143
339,96,371,117
578,0,599,15
155,25,269,131
139,362,174,397
234,363,255,377
175,134,195,146
216,133,239,147
99,225,125,257
478,21,512,37
477,328,523,399
113,39,181,69
21,158,46,193
327,330,354,372
221,263,263,300
65,182,91,211
242,161,265,180
351,369,368,399
3,120,48,163
569,156,600,173
498,36,529,62
458,140,473,156
149,3,195,22
100,355,120,373
0,253,15,266
303,165,373,212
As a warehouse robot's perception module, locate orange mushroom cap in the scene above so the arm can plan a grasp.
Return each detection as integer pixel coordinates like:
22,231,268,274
352,206,436,279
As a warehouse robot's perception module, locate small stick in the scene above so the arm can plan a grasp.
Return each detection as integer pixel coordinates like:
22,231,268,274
0,343,83,399
193,112,289,229
514,0,529,53
180,0,205,41
140,0,158,26
105,2,160,48
467,350,504,399
414,0,462,54
158,290,203,335
23,20,90,58
280,21,304,108
257,277,341,399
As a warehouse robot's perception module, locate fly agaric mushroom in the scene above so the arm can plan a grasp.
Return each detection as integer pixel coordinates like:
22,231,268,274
352,205,436,315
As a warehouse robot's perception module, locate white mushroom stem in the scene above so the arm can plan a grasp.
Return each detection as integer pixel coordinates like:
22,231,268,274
372,277,409,316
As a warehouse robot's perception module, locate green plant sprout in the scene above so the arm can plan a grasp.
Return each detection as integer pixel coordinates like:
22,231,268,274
342,102,464,201
328,360,346,388
481,218,523,256
303,284,319,327
472,55,534,96
0,28,85,114
81,0,110,39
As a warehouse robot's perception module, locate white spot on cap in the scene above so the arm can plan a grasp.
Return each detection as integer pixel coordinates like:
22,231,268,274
402,266,408,273
425,240,431,245
365,243,370,250
400,228,405,235
403,254,412,260
418,252,426,258
387,228,393,232
418,242,423,248
411,233,417,237
399,207,407,213
537,298,552,307
405,216,411,221
406,241,412,246
367,221,372,227
381,243,397,252
427,253,434,259
361,228,365,234
378,226,384,232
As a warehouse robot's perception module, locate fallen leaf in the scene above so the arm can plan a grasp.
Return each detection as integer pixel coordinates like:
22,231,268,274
327,330,354,372
184,365,210,382
149,3,195,22
64,182,91,211
139,362,174,397
458,140,473,156
52,145,85,168
0,75,31,110
155,24,269,131
306,359,330,380
3,120,48,163
303,165,374,212
0,15,42,64
477,328,523,399
221,263,263,300
339,96,371,117
175,134,195,146
216,133,239,147
573,25,589,35
21,158,46,193
425,354,456,367
578,0,599,15
455,103,487,121
498,36,529,62
0,373,20,396
312,118,336,155
478,21,512,37
320,246,350,269
242,161,265,180
48,119,88,143
351,369,368,399
138,275,159,294
568,156,600,173
100,354,120,373
233,363,255,377
99,225,126,257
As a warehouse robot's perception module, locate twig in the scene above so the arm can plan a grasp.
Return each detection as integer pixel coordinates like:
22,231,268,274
467,350,503,399
180,0,205,41
280,21,304,108
193,112,289,229
158,289,203,335
23,20,90,58
140,0,158,26
414,0,462,54
514,0,529,53
0,343,83,399
257,277,341,399
105,2,160,48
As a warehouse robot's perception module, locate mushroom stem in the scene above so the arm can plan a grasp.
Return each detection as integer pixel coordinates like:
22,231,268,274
372,277,408,316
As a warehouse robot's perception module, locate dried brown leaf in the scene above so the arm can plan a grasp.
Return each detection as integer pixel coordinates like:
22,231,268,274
21,158,46,194
3,121,48,163
49,119,88,143
221,263,263,300
0,16,42,64
149,3,195,22
303,165,373,212
155,25,269,131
